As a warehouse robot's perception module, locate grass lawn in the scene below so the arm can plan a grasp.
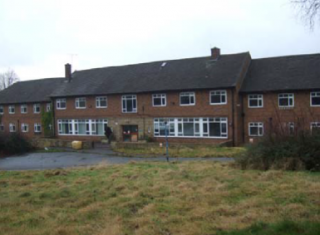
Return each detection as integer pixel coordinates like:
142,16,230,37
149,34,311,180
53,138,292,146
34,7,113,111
0,162,319,235
113,145,246,158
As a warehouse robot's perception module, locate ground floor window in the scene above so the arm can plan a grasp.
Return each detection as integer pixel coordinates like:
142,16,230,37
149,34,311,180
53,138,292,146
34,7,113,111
249,122,264,136
154,117,228,138
311,122,320,133
58,119,107,136
9,123,16,132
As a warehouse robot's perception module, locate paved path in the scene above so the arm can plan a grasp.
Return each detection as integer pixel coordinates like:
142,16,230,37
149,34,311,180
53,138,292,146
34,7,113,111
0,152,233,171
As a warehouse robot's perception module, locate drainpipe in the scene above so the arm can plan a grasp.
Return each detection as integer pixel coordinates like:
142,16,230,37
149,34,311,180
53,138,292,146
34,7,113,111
231,89,235,147
51,98,56,138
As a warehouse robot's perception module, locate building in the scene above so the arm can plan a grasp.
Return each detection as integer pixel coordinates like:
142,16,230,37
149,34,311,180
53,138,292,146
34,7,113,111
0,48,319,146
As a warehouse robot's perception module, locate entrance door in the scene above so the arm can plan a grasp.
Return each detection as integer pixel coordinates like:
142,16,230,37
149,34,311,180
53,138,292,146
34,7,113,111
122,125,138,142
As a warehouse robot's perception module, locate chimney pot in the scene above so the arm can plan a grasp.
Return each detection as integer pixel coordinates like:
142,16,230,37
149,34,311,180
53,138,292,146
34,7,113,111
65,63,72,82
211,47,221,60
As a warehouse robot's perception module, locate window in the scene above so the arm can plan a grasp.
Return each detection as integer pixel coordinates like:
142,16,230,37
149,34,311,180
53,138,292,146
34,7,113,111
153,117,228,138
122,95,137,113
153,94,166,107
46,103,51,112
278,93,294,108
0,125,4,132
249,122,264,136
75,98,86,109
21,123,29,132
9,105,15,114
96,96,107,108
9,123,16,132
180,92,195,106
34,123,41,133
311,92,320,107
311,122,320,133
210,90,227,105
56,99,66,109
58,119,108,136
0,106,3,114
21,105,28,114
248,94,263,108
33,104,41,113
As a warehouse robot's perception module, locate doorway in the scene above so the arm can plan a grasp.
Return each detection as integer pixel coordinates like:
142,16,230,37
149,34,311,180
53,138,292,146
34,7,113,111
122,125,138,142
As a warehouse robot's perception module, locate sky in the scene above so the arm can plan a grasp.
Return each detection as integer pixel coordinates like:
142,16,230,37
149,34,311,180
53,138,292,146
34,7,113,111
0,0,319,81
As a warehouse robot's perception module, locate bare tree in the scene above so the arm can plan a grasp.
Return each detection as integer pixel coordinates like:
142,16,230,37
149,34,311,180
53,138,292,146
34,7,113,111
0,69,19,90
292,0,320,29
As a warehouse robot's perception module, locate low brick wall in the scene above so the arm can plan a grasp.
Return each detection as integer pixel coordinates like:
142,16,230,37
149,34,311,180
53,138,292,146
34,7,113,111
111,140,232,149
30,138,93,149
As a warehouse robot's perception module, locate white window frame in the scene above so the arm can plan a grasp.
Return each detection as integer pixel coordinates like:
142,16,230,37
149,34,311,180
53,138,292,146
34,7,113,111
34,123,41,133
248,94,264,108
33,104,41,114
46,103,51,112
153,117,228,139
210,90,227,105
21,104,28,114
180,92,196,106
310,92,320,107
9,105,15,114
152,94,167,107
56,99,67,110
57,119,108,136
0,106,4,114
249,122,264,136
9,123,16,132
96,96,108,108
122,95,137,113
21,123,29,132
75,97,86,109
310,122,320,132
278,93,294,108
0,124,4,132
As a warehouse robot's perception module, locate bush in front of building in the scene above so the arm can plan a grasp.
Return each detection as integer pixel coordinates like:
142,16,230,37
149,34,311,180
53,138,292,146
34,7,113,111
236,131,320,171
0,133,33,156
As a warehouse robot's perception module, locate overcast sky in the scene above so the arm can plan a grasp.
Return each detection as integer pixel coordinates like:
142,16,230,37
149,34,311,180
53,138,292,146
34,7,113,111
0,0,319,81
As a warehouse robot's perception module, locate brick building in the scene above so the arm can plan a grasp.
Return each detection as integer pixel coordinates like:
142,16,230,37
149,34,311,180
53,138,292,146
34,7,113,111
0,48,319,146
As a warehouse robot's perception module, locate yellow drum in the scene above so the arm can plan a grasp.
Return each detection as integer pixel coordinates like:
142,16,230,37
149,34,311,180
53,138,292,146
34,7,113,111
72,141,83,150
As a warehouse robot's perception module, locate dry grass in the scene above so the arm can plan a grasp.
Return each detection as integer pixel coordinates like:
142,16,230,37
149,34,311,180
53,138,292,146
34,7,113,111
0,162,319,235
113,145,245,158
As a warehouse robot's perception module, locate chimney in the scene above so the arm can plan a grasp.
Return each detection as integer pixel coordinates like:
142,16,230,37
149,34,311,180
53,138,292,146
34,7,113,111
211,47,221,60
65,63,72,82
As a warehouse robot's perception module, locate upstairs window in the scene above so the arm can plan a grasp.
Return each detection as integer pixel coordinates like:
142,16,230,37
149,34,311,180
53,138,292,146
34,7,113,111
34,104,41,114
311,92,320,107
278,93,294,108
249,122,264,136
56,99,66,110
34,123,41,133
153,94,166,107
210,90,227,105
0,106,3,114
9,123,16,132
46,103,51,112
9,105,15,114
75,98,86,109
96,96,107,108
21,104,28,114
21,123,29,132
122,95,137,113
180,92,195,106
248,94,263,108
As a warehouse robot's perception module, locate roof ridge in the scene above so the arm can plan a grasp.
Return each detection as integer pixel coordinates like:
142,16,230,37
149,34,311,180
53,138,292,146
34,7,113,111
74,52,250,73
253,52,320,61
18,77,64,83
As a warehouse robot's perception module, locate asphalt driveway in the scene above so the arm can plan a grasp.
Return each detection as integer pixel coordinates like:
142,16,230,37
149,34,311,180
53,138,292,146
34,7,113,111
0,151,234,171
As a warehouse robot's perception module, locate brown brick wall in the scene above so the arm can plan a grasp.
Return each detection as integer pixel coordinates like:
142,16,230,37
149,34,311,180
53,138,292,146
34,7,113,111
54,90,235,144
243,91,320,143
0,103,49,138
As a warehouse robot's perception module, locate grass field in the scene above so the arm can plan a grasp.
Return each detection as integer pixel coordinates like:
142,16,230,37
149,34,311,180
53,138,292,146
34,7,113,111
113,145,245,158
0,162,319,235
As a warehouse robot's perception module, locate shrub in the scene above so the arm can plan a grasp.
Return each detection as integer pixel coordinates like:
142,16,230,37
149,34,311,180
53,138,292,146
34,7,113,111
236,131,320,171
0,133,33,155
